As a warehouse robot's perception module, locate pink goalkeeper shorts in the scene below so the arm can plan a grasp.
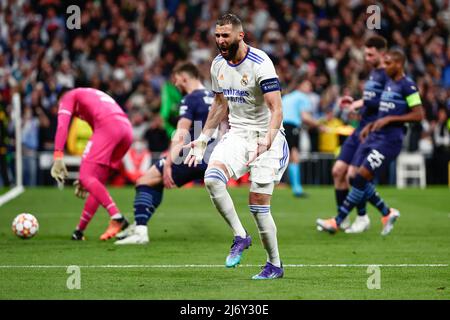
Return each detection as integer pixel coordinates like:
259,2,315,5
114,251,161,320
81,114,133,170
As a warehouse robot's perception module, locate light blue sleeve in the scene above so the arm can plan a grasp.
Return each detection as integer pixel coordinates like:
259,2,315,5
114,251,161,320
299,95,312,113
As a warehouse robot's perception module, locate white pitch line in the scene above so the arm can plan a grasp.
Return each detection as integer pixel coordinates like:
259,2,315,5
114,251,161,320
0,185,24,207
0,264,447,269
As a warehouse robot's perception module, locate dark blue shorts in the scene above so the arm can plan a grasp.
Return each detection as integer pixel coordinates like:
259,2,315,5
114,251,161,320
337,131,361,165
352,134,402,174
155,158,207,187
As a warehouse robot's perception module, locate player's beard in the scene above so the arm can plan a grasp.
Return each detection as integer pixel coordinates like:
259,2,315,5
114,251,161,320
217,40,240,61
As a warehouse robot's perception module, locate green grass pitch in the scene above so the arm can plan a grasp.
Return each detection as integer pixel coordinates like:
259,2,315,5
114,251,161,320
0,186,449,299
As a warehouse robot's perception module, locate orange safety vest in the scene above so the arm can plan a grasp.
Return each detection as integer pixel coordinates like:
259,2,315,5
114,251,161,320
123,146,152,183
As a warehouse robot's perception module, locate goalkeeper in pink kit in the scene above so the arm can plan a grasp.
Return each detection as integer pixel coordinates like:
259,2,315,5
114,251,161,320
51,88,132,240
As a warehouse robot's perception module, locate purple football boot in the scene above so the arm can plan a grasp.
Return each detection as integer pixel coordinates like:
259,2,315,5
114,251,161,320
252,261,284,280
225,235,252,268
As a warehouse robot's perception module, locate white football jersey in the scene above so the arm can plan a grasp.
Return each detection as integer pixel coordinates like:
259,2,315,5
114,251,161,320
210,46,281,131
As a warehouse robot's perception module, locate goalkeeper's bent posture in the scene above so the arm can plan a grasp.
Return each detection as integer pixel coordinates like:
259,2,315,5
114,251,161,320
51,87,132,240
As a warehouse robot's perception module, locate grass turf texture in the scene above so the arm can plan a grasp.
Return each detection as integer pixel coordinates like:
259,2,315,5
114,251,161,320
0,186,449,299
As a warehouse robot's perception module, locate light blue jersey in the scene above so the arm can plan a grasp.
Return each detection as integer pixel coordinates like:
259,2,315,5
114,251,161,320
282,90,312,127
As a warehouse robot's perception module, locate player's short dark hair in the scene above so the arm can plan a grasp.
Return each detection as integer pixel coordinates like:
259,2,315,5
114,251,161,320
216,13,243,29
365,35,387,51
388,49,406,65
173,62,200,79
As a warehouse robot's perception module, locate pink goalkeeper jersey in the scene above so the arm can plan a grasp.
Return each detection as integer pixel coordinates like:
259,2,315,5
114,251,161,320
54,88,127,152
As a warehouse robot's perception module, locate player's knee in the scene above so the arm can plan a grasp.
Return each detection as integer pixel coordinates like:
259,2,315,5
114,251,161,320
204,176,226,197
249,182,274,199
332,163,346,181
204,168,228,197
135,166,161,187
357,166,373,180
289,148,299,163
136,175,149,186
346,171,355,184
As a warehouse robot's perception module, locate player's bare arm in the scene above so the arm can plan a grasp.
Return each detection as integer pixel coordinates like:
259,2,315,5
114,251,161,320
359,122,374,142
164,117,192,188
349,99,364,112
202,93,229,136
371,105,424,131
301,111,328,133
339,96,364,113
184,93,228,167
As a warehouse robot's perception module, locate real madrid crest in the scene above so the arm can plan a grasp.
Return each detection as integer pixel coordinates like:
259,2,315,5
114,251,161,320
240,74,249,86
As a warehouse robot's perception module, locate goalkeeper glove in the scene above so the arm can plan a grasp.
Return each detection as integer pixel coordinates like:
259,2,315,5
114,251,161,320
73,180,87,199
50,151,68,184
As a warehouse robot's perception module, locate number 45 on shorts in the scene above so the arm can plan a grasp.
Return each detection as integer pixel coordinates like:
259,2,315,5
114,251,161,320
367,149,385,170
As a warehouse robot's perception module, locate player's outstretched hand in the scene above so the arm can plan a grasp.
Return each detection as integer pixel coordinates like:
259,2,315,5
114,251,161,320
50,159,68,184
73,180,87,199
163,164,176,189
183,140,207,167
246,138,270,166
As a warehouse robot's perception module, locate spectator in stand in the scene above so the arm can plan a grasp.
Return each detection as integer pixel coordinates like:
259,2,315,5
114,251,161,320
0,101,10,187
431,107,450,184
22,106,39,186
0,0,448,186
144,114,170,162
122,137,152,185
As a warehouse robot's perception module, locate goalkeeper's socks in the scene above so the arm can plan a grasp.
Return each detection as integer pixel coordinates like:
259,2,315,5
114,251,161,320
336,174,368,225
365,182,390,216
79,162,121,217
134,185,163,226
77,195,100,231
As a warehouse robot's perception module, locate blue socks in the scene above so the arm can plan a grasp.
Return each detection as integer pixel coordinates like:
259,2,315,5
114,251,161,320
357,201,367,216
335,188,367,216
365,182,390,216
336,174,391,224
288,163,303,195
335,189,349,210
336,175,368,224
134,185,163,226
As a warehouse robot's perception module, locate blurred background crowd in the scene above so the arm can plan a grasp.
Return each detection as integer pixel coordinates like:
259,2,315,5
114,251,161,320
0,0,449,187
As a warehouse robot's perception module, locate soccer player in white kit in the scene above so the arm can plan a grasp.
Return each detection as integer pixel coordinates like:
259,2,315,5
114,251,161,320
184,14,288,279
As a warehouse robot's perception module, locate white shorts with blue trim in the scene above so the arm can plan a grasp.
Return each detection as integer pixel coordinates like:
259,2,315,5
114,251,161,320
209,128,289,185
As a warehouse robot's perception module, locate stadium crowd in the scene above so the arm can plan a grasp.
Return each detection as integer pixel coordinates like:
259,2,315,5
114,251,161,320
0,0,449,187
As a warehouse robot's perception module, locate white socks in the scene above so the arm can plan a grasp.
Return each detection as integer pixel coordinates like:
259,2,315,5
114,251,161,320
204,169,247,238
204,169,281,267
249,205,281,267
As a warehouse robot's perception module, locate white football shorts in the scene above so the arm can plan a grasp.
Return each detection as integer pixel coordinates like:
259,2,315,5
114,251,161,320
208,127,289,185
